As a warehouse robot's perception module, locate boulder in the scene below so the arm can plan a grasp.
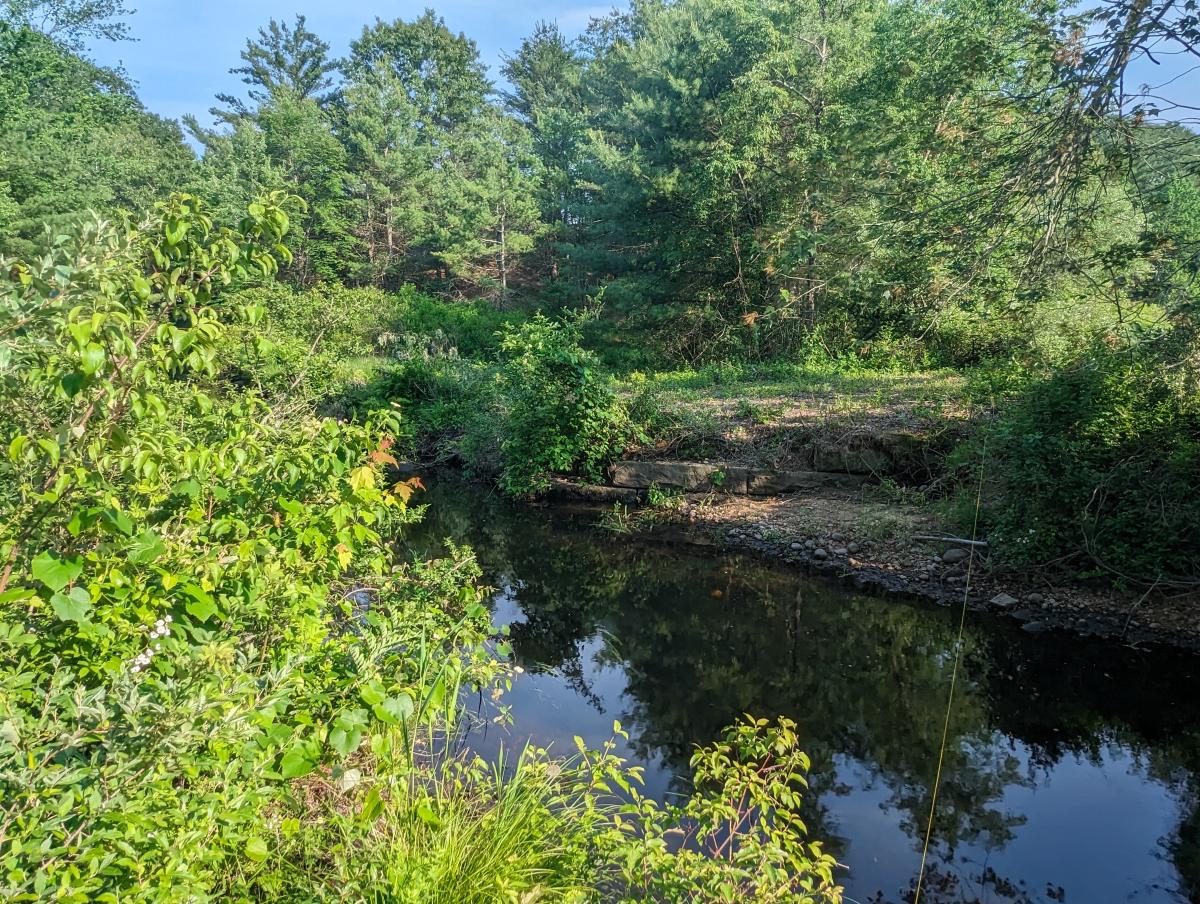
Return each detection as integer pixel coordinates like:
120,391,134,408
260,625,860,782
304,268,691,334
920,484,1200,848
609,461,748,493
990,592,1019,609
745,469,869,494
813,442,893,474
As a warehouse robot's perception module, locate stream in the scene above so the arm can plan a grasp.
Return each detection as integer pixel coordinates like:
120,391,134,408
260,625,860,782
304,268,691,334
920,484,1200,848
402,477,1200,904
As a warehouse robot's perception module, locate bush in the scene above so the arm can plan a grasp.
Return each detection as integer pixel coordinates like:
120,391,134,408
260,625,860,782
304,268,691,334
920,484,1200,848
495,312,636,495
0,196,496,899
978,345,1200,584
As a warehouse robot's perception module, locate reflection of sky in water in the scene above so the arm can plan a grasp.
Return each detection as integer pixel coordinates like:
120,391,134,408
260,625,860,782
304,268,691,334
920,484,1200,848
828,750,1184,903
415,481,1200,904
469,582,1190,904
467,589,677,803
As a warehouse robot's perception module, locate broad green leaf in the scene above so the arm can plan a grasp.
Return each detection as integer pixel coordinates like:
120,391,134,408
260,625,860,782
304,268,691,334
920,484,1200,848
128,530,166,564
280,745,317,780
78,343,105,375
50,587,91,623
244,837,269,863
329,727,362,758
31,551,81,592
185,596,218,623
372,694,414,725
100,509,134,537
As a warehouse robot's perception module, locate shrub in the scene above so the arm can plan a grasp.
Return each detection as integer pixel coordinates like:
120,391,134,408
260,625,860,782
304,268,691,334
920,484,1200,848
495,312,635,494
0,196,498,900
597,716,843,903
216,285,517,408
978,344,1200,585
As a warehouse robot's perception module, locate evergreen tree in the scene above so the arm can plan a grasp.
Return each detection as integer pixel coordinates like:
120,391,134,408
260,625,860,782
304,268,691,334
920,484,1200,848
211,15,338,123
501,21,588,262
338,12,543,296
346,11,491,131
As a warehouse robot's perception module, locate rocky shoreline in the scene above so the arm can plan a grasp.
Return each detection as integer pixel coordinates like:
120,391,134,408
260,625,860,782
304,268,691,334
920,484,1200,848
542,478,1200,652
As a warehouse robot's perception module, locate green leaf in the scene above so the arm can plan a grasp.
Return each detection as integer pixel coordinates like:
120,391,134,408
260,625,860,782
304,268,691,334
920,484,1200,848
185,595,218,623
31,551,82,592
372,694,414,725
280,745,317,780
164,217,187,246
359,786,383,823
415,799,441,827
359,681,387,706
7,435,29,463
172,479,202,500
244,837,269,863
128,530,166,564
328,727,362,758
100,508,134,537
78,343,105,375
37,438,60,466
51,586,92,623
60,371,87,397
183,583,218,622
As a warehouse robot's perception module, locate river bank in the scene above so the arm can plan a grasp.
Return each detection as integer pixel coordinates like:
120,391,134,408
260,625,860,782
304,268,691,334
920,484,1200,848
540,477,1200,652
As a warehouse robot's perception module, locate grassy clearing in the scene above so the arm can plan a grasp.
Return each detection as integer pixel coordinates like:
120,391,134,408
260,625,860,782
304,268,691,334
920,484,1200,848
620,361,982,468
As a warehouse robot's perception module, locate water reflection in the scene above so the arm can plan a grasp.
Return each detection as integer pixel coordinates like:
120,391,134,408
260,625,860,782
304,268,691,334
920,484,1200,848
404,479,1200,904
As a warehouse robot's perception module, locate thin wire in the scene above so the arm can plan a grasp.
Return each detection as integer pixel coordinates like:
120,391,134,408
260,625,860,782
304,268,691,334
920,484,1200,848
912,436,988,904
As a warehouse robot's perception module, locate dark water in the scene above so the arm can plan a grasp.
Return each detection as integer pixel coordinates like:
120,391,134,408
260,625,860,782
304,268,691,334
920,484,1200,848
403,478,1200,904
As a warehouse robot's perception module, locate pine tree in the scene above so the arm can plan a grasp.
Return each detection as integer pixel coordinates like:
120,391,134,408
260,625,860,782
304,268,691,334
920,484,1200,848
212,15,338,123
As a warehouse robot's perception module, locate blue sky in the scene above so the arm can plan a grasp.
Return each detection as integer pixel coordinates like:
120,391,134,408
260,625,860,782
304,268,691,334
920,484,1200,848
87,1,618,127
87,1,1197,131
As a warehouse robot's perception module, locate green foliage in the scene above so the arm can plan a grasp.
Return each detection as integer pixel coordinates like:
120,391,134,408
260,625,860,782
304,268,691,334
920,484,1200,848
212,14,338,121
495,312,634,494
1,0,133,48
0,194,508,899
214,285,517,410
0,23,196,257
598,716,842,903
324,11,543,296
0,193,841,902
978,346,1200,584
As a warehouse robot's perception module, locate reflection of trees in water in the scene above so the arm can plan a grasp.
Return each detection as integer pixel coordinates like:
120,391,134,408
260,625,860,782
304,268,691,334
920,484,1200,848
406,481,1200,903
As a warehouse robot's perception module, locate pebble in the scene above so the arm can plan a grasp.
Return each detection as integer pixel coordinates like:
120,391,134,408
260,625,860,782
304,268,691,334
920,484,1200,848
942,548,969,564
790,542,802,550
805,540,816,549
833,547,848,556
830,531,845,541
813,548,828,560
1026,592,1044,604
1022,620,1048,634
847,542,860,554
990,593,1019,609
